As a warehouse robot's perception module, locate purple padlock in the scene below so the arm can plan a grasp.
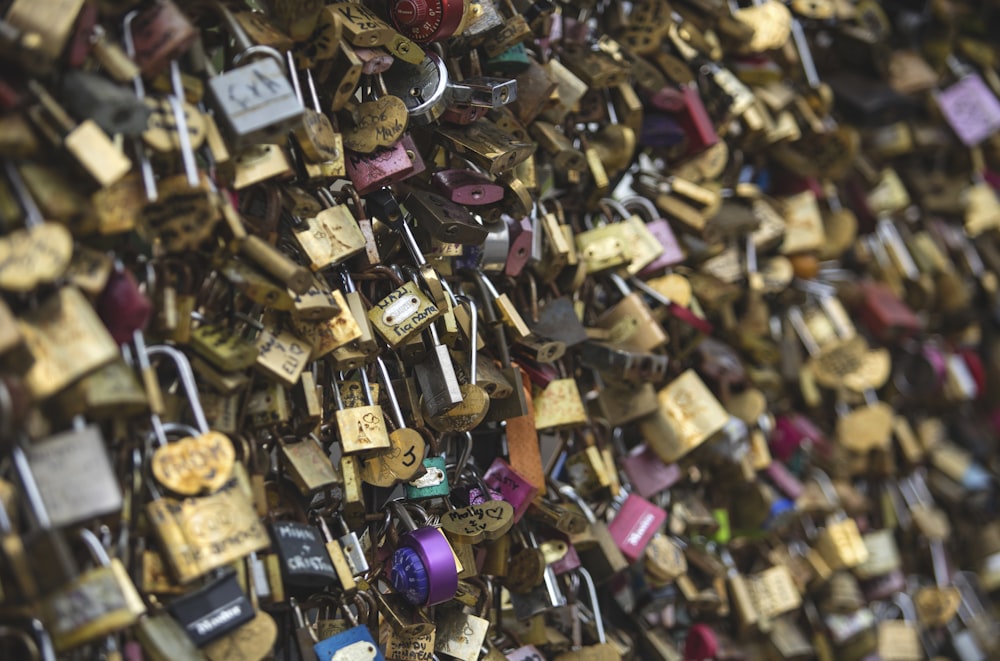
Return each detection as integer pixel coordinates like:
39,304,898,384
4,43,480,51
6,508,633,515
641,112,687,148
620,445,682,499
431,168,505,206
620,196,686,274
506,646,546,661
483,457,539,524
937,73,1000,146
505,215,534,277
389,503,459,607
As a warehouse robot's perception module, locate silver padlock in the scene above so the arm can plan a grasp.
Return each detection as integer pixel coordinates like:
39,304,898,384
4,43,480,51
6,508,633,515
379,51,450,125
204,2,303,148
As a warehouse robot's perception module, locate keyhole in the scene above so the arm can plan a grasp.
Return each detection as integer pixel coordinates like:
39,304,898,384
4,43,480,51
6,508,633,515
410,87,425,104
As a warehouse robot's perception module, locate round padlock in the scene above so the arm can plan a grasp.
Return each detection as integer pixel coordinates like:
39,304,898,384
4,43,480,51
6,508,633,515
391,525,459,606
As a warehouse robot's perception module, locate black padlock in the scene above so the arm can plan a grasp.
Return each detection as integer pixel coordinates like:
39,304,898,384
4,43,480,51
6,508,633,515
269,520,339,589
166,570,254,646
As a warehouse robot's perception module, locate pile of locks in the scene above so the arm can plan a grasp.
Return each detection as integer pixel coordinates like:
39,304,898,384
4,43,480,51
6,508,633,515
4,0,1000,658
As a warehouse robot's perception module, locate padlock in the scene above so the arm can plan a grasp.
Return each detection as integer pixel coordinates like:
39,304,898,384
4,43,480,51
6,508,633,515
638,369,729,465
17,286,119,400
125,0,198,77
330,368,391,455
204,4,303,148
404,187,491,245
810,470,869,571
312,597,386,661
287,59,345,173
597,273,671,353
483,456,539,524
608,493,667,564
0,162,73,291
166,569,255,646
389,501,460,607
40,529,146,652
291,190,366,271
25,79,132,188
360,357,427,486
875,592,926,661
19,421,122,528
268,520,339,591
424,296,490,432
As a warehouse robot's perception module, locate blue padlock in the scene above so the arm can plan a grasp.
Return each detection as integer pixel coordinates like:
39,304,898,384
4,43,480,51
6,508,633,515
313,624,383,661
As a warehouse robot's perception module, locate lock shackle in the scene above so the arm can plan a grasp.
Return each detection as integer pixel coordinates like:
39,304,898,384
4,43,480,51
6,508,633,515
368,264,407,288
121,10,146,97
166,87,200,188
619,195,659,223
598,197,631,222
286,50,305,106
454,295,478,385
575,567,606,644
357,366,377,407
3,161,44,228
458,463,494,504
10,444,52,530
161,422,202,440
786,306,820,357
809,468,844,513
304,68,324,113
144,343,210,434
79,527,113,567
606,272,632,298
461,269,500,321
316,186,340,210
389,499,420,532
446,431,474,483
0,625,41,661
0,494,11,534
374,356,406,430
549,478,597,524
330,370,346,410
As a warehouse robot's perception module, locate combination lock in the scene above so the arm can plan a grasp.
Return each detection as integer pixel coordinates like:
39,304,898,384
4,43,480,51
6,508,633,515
390,0,464,43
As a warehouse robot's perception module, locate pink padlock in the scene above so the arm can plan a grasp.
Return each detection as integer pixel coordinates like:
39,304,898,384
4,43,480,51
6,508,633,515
620,445,682,499
607,494,666,564
770,413,826,462
483,457,539,524
764,461,804,500
345,140,416,195
684,624,719,661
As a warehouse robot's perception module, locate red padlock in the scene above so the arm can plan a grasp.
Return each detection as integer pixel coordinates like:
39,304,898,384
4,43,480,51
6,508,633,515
97,266,152,345
856,280,922,342
389,0,464,44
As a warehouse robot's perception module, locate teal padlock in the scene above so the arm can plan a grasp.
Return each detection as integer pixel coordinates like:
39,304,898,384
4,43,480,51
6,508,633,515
404,456,450,499
486,43,531,75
